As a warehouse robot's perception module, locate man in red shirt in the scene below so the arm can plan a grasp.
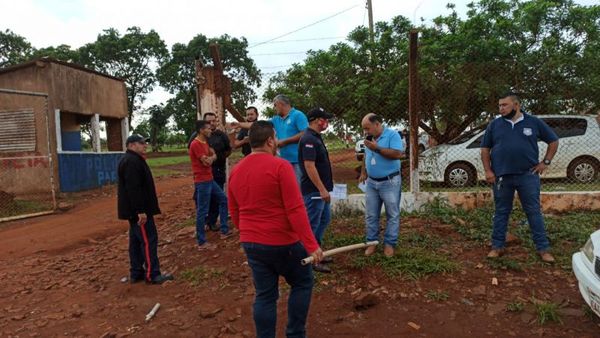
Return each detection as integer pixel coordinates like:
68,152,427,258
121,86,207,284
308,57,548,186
189,120,231,250
228,120,323,338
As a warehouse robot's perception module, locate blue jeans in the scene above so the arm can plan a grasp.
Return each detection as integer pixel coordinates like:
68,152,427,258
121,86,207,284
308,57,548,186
303,191,331,245
491,173,550,252
242,242,314,338
292,163,302,186
194,180,229,245
365,175,401,247
206,170,226,227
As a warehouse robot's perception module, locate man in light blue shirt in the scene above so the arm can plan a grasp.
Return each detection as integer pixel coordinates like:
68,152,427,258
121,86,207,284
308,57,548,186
359,113,405,257
271,94,308,184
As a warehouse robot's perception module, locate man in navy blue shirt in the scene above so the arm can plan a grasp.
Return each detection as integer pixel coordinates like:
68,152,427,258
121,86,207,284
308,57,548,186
299,107,335,273
480,92,559,263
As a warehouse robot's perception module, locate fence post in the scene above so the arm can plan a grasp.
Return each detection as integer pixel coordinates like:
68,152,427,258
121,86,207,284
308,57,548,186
409,29,420,193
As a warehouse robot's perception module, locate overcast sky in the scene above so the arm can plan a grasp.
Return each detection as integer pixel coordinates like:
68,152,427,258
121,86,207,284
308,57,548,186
1,0,596,118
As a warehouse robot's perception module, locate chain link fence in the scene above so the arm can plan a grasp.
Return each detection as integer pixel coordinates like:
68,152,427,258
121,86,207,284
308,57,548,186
0,89,56,222
248,38,599,195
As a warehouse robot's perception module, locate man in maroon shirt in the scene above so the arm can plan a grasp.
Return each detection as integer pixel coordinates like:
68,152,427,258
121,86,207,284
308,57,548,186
228,120,323,338
189,120,231,251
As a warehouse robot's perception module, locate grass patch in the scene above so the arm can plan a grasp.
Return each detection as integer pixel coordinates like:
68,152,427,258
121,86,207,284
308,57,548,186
486,257,523,271
175,218,195,228
0,200,52,219
146,155,189,168
506,301,524,312
324,233,364,249
425,290,449,301
180,265,225,286
352,247,458,279
400,232,446,250
535,301,562,324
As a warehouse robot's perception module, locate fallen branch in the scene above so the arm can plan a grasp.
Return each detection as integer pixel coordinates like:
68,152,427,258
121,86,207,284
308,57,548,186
301,241,379,265
145,303,161,322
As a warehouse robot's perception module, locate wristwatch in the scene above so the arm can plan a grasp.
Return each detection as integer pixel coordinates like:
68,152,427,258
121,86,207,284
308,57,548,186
543,159,551,165
373,147,381,154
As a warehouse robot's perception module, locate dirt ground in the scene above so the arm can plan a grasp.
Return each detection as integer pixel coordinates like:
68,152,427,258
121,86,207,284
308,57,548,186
1,168,599,337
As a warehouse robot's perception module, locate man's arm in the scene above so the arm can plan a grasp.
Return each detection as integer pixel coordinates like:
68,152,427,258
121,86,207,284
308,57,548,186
364,139,404,159
531,140,559,175
480,147,495,183
230,121,253,129
304,160,330,202
233,132,249,149
278,131,304,148
358,153,367,183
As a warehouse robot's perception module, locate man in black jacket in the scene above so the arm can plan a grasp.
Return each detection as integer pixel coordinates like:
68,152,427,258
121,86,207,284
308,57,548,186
118,134,173,284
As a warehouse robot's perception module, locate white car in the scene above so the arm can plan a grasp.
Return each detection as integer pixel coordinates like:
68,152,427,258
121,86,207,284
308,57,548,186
573,230,600,317
418,115,600,187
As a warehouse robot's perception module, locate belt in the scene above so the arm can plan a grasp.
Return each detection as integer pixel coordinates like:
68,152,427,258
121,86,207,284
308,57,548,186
369,171,400,182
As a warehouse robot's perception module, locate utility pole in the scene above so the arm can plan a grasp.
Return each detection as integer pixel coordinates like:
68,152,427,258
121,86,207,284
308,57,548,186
367,0,374,44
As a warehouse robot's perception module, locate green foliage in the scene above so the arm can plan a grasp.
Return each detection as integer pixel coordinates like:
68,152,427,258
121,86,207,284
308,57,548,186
425,290,450,301
180,265,225,286
0,29,32,67
507,301,524,312
158,34,261,134
352,247,458,279
266,0,600,141
78,27,169,122
535,301,562,324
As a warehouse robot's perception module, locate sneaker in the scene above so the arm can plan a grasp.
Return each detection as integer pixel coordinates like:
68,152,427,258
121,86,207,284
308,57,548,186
321,256,334,264
197,242,217,251
487,249,505,258
313,263,332,273
384,245,395,257
365,245,376,257
147,273,174,285
129,276,145,284
220,231,233,240
539,251,555,263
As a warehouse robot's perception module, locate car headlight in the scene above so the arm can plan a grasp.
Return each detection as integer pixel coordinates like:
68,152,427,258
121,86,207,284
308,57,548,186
582,238,594,263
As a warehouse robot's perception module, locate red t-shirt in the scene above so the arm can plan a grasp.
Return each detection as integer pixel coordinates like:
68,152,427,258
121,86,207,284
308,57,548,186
189,138,213,183
227,153,319,254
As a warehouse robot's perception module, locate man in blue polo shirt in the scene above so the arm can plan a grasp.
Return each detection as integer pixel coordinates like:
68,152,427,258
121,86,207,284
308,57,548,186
299,107,335,273
271,94,309,184
359,113,405,257
481,92,559,263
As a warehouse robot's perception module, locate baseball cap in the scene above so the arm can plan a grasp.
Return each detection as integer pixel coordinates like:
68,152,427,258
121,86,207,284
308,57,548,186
307,107,334,121
126,134,150,145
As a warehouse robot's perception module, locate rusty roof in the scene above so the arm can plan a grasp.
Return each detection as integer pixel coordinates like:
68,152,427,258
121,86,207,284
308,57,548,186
0,57,125,82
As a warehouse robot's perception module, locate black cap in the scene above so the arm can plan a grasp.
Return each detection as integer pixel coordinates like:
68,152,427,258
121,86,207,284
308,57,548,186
307,107,334,121
126,134,150,145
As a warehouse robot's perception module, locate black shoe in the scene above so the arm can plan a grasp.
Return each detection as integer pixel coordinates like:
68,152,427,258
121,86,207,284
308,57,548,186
147,273,174,284
130,277,145,284
207,224,220,232
313,263,332,273
321,256,334,264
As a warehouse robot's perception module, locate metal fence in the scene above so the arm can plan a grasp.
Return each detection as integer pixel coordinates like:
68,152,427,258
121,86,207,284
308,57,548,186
248,32,599,194
0,89,56,222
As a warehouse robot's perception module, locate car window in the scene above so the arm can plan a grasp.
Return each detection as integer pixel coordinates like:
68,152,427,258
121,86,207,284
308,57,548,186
447,125,487,145
466,134,485,149
541,118,587,138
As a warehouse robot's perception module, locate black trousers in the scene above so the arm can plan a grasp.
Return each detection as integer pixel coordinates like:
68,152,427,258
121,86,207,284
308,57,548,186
206,168,226,227
128,215,161,281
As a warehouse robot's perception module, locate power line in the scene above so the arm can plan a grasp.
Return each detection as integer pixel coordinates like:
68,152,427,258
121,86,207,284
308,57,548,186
251,36,345,45
250,51,308,56
249,4,361,48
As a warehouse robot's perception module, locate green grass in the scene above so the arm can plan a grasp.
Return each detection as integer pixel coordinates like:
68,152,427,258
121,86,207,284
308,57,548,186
535,301,562,324
352,247,458,279
0,200,52,219
507,301,524,312
486,257,524,271
425,290,449,301
175,218,195,228
146,155,190,168
180,265,225,286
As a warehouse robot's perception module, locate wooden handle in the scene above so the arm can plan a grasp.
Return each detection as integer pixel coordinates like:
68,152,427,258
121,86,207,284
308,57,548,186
301,241,379,265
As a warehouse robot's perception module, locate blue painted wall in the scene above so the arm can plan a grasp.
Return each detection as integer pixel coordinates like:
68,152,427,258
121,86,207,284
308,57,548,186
58,153,124,192
61,131,82,151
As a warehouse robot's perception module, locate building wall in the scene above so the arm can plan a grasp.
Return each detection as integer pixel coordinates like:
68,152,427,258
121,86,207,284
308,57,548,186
0,92,53,196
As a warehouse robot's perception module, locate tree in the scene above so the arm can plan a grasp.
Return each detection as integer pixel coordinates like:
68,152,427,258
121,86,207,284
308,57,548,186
0,29,32,68
146,104,172,152
265,0,600,143
31,44,80,63
78,27,169,126
158,34,261,135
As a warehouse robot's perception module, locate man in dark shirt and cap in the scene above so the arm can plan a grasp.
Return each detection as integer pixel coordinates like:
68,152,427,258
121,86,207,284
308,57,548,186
234,106,259,157
299,107,335,273
118,134,173,284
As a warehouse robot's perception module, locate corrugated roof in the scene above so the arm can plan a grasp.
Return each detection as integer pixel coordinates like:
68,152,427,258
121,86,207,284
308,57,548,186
0,57,125,82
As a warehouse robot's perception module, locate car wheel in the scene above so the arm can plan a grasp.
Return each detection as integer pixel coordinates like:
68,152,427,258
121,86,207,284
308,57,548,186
444,163,476,188
568,157,599,183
